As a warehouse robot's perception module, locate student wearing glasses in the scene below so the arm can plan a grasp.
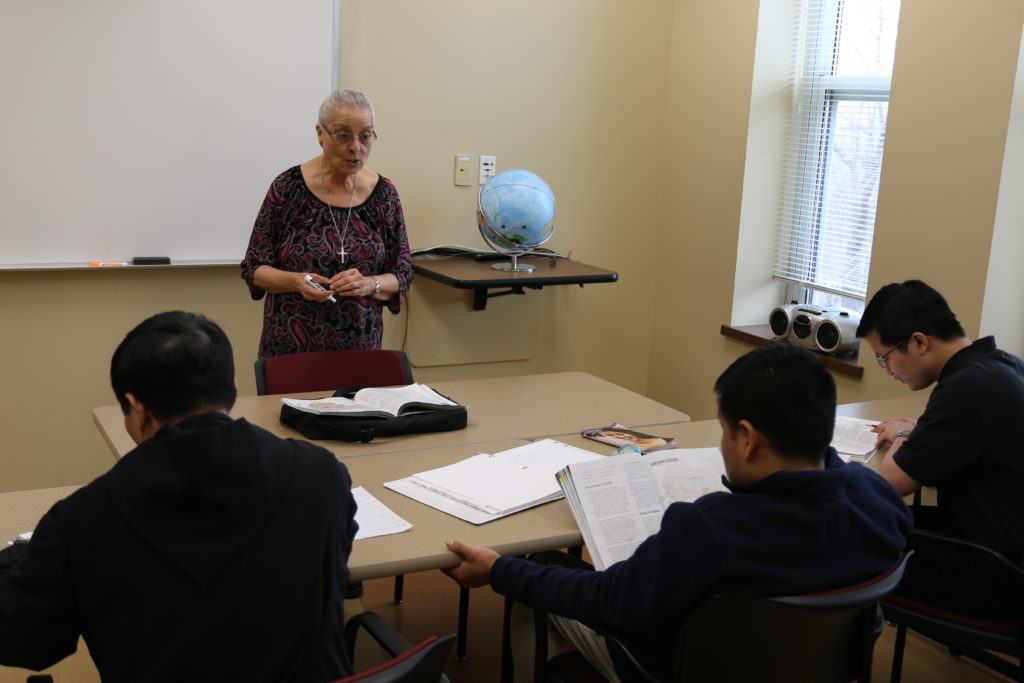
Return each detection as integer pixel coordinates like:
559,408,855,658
241,89,412,358
858,279,1024,618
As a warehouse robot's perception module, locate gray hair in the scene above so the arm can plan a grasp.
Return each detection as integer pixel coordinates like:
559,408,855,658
318,89,375,126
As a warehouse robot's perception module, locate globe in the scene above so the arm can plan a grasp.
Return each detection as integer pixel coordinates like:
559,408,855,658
477,169,556,272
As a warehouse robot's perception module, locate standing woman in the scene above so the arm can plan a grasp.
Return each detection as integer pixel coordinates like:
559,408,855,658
241,90,412,358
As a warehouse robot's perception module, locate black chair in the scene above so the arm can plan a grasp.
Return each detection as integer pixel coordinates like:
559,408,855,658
883,528,1024,683
533,553,911,683
339,610,455,683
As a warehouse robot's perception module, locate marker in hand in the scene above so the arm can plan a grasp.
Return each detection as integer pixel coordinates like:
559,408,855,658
304,274,337,303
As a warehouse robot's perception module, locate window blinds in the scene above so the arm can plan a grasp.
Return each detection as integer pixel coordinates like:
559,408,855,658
775,0,900,301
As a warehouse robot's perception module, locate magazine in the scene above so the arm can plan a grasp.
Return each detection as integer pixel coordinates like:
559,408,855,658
580,423,677,453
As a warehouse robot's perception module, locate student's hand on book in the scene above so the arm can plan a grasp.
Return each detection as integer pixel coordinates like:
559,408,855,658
441,539,499,588
871,418,917,448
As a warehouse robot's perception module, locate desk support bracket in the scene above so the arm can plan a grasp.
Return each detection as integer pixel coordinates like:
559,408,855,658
473,285,545,310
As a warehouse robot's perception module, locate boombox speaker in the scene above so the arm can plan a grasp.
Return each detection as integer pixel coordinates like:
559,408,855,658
768,302,861,355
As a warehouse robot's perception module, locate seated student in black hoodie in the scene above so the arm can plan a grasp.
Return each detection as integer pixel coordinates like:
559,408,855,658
444,343,912,682
0,311,358,683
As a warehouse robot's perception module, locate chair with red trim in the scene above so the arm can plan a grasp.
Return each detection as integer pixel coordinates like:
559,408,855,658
254,349,414,397
336,611,455,683
255,351,473,661
883,528,1024,683
255,349,414,601
533,553,912,683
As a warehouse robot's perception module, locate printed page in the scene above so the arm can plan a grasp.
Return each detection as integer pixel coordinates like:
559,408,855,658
832,417,880,462
281,396,388,416
566,452,666,570
645,448,728,504
354,384,458,415
352,486,412,540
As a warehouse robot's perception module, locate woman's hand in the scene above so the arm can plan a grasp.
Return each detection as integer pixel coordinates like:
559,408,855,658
252,265,336,301
298,272,335,302
330,268,377,298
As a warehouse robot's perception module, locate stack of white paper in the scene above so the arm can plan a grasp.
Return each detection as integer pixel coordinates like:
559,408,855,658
832,416,880,463
384,439,603,524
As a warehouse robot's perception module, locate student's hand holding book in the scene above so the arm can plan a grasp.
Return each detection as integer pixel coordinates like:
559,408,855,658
871,417,917,448
442,539,499,588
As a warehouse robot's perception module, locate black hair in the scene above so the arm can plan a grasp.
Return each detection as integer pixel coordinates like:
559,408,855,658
856,279,966,346
714,342,835,465
110,311,237,420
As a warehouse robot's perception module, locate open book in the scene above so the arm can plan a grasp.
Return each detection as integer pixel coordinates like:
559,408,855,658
557,448,727,570
384,439,603,525
832,416,880,463
280,383,460,418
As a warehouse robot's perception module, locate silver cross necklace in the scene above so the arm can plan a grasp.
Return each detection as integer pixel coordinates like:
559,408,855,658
320,157,357,264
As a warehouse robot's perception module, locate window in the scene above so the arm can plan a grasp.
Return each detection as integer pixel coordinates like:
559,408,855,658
775,0,901,311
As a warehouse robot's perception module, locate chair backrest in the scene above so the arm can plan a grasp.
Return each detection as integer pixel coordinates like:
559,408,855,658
254,350,414,396
598,553,911,683
334,634,455,683
670,553,912,683
884,527,1024,632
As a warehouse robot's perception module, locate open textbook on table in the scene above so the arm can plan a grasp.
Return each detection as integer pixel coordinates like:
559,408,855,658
831,416,880,463
281,383,459,418
557,448,727,570
384,439,603,525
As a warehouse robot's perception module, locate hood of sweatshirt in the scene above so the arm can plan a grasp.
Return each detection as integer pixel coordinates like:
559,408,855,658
104,412,294,587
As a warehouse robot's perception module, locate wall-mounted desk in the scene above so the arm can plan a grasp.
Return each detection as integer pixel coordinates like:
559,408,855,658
412,256,618,310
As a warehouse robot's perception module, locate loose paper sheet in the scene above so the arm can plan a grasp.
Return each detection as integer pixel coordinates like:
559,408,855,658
352,486,412,540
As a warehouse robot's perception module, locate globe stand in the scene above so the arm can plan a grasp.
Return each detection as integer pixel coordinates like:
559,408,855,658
491,252,536,272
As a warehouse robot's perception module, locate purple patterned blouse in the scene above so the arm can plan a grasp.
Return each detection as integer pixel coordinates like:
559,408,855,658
240,166,413,358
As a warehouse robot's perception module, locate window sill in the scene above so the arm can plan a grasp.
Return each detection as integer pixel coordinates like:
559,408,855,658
720,325,864,379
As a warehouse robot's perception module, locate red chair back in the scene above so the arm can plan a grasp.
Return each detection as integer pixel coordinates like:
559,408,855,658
254,350,413,395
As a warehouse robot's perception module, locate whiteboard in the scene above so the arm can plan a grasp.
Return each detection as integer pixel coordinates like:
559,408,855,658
0,0,336,267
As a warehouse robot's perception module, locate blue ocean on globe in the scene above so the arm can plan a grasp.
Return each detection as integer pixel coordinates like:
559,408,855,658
477,169,556,250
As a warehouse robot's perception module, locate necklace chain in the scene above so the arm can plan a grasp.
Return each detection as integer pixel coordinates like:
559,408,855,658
320,157,357,264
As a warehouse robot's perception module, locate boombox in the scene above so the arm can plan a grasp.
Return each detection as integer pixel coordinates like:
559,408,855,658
769,303,861,355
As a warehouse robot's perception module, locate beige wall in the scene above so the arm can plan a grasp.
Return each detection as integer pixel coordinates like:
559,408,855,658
1,0,1021,492
647,0,1024,419
866,0,1024,403
982,20,1024,359
0,267,265,492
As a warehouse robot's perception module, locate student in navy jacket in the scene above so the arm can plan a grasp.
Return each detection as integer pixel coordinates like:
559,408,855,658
444,343,912,682
0,311,358,683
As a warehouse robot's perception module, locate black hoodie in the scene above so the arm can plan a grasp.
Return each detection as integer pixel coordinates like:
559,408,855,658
0,412,358,682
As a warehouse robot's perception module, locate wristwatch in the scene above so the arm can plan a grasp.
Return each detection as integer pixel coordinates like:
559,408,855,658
895,430,912,439
370,276,381,295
